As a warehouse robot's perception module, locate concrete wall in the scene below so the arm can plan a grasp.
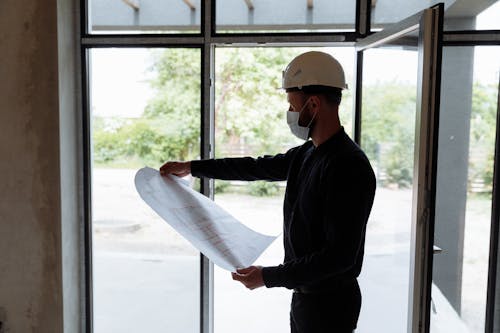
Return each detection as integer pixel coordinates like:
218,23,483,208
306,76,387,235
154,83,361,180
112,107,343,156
0,0,81,332
433,17,476,314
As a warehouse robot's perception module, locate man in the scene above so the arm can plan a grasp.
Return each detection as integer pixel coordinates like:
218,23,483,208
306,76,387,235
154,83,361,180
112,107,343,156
160,51,376,332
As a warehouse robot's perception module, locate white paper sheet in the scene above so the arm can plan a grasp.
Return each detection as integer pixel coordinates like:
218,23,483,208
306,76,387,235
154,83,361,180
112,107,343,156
134,167,277,271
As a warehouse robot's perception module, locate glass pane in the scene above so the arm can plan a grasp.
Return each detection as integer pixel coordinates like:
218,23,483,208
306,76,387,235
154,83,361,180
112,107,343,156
213,47,354,332
357,33,419,332
89,0,200,34
90,48,201,332
431,46,500,332
476,1,500,30
216,0,355,33
371,0,499,31
371,0,443,29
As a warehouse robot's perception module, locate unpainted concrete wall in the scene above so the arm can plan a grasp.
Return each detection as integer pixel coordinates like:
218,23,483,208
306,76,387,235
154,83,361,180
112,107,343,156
0,0,64,332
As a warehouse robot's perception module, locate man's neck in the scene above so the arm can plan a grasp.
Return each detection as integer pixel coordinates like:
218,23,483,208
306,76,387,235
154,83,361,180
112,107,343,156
310,110,342,147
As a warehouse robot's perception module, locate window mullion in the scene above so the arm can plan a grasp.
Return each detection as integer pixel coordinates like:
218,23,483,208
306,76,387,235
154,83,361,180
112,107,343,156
200,1,215,333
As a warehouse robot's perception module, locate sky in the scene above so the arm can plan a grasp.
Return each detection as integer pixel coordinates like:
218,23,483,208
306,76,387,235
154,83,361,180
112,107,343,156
90,2,499,118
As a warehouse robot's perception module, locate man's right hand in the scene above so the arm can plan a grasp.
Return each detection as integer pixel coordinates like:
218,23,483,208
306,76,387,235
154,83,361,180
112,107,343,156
159,161,192,177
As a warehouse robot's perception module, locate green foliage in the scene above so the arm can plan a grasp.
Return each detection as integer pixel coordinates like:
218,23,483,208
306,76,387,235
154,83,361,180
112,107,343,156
91,48,498,195
384,139,413,188
92,49,201,168
93,129,126,163
247,181,281,197
359,80,498,190
469,82,498,191
92,117,198,166
214,180,231,194
214,48,301,156
93,117,130,163
360,82,416,188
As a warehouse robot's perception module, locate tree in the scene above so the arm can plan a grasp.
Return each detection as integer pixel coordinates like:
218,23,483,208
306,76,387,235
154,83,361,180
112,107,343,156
98,49,474,192
469,82,498,192
214,47,300,157
92,49,201,167
142,49,201,162
361,82,416,188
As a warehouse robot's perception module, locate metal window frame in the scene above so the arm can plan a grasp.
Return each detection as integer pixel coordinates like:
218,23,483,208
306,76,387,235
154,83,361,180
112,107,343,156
443,30,500,46
412,7,443,332
80,1,368,333
79,0,500,332
431,29,500,333
354,5,443,332
200,3,215,332
81,47,93,333
486,66,500,333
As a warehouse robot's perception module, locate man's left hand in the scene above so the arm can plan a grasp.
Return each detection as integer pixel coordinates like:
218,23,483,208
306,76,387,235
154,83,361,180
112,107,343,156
231,266,265,290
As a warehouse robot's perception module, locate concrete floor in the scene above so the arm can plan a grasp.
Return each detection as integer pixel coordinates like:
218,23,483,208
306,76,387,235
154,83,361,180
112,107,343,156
93,251,469,332
92,168,485,332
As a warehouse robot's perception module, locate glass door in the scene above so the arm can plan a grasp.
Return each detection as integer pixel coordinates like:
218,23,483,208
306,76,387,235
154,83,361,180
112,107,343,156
354,5,443,333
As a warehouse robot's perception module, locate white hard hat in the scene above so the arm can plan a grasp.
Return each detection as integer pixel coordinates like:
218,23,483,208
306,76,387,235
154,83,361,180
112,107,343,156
282,51,348,90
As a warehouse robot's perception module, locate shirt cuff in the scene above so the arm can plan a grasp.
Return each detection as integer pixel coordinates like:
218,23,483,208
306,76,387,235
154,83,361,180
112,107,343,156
190,160,203,177
262,265,285,288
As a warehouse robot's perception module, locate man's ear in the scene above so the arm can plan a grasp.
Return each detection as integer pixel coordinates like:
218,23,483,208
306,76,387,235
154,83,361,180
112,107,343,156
309,95,321,111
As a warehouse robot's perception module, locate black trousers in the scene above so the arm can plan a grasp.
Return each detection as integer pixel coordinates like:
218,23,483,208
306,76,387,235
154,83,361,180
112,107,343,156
290,280,361,333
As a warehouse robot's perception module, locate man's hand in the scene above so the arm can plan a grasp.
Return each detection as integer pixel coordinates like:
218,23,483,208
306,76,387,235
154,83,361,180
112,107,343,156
159,161,191,177
231,266,265,290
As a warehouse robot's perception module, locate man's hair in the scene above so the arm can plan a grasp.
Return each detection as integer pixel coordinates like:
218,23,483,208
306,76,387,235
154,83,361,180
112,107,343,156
286,85,342,106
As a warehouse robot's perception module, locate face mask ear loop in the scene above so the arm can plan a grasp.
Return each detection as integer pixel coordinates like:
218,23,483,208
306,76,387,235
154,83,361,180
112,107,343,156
307,108,316,128
303,98,317,129
298,97,311,125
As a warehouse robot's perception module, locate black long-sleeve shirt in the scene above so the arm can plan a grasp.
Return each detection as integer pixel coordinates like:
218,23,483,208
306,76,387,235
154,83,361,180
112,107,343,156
191,128,376,290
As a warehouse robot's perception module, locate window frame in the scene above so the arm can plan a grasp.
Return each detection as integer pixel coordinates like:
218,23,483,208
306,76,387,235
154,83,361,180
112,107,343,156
79,1,500,332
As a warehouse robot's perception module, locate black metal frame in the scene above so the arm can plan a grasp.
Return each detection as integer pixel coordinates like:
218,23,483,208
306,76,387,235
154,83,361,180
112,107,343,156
486,72,500,333
354,6,444,332
79,0,500,332
81,48,93,333
443,30,500,46
423,6,444,332
439,29,500,333
200,3,214,332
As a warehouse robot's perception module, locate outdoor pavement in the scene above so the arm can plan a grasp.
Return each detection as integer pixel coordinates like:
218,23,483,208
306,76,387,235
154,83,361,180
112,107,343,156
93,251,468,332
92,168,481,332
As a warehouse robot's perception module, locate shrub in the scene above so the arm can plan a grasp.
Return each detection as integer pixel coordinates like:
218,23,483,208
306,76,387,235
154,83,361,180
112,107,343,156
247,181,280,197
